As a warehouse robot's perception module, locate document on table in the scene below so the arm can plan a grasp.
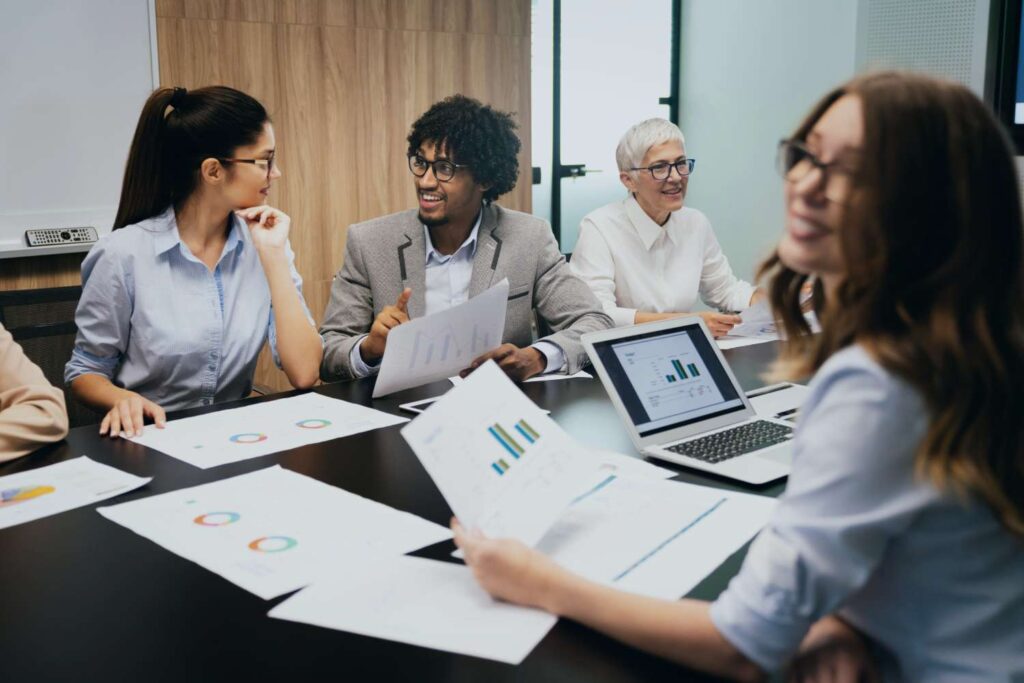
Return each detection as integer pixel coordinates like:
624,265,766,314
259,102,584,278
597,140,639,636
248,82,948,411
536,474,775,600
402,361,603,547
592,449,677,480
0,456,150,530
449,369,593,386
747,382,809,421
269,555,557,664
129,392,407,469
98,466,450,599
373,279,509,398
725,298,779,340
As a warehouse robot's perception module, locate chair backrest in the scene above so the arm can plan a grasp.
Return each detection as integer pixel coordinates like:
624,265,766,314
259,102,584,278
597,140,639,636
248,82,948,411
0,286,96,428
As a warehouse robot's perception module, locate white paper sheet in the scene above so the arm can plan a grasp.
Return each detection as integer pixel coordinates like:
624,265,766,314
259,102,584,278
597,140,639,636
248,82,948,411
269,555,557,664
129,392,407,469
715,336,777,350
450,369,593,386
748,382,809,420
98,466,451,599
373,280,509,398
536,475,775,600
402,361,603,547
0,456,150,530
728,298,777,338
591,450,677,480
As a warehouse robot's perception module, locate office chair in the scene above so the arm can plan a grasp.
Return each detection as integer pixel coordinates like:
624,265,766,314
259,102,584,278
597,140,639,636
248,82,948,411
0,286,98,428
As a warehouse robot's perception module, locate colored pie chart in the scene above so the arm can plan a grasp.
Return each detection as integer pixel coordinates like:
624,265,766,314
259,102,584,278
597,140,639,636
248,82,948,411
295,418,332,430
193,512,240,526
229,433,267,444
248,536,298,553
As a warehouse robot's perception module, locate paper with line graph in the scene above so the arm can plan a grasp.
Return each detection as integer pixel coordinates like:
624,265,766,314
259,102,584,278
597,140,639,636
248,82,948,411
537,475,775,600
372,279,509,398
401,361,604,546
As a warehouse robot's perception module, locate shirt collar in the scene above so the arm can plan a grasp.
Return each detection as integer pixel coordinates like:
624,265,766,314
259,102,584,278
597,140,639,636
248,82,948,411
624,194,677,250
152,206,246,259
423,210,482,265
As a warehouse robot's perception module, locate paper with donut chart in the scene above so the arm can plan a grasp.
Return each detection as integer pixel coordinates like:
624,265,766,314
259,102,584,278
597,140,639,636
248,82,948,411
401,360,604,547
97,466,451,600
128,392,407,468
372,278,509,398
0,456,150,530
269,554,557,664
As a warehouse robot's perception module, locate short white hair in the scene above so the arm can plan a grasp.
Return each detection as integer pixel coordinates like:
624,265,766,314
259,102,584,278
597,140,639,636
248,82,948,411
615,118,685,173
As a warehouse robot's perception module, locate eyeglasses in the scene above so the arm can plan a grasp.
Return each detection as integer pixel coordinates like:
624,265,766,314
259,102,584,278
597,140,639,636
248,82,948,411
219,151,276,180
630,158,695,181
408,154,469,182
776,139,856,203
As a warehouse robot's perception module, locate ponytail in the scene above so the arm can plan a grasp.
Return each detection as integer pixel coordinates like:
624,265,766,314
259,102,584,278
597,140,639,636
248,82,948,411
113,85,269,230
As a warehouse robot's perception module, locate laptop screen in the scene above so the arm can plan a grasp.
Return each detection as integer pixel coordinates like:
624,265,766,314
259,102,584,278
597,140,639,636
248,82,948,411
590,323,746,437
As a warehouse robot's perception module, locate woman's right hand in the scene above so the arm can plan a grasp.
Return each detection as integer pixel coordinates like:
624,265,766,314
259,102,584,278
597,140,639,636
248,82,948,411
99,391,166,438
699,311,742,337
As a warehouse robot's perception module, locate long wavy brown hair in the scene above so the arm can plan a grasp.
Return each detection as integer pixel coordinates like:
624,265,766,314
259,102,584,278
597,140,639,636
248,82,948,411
760,71,1024,535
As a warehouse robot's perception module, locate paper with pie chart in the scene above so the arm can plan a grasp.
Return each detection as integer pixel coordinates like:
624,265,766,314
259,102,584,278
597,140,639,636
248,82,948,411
97,466,451,600
0,456,150,530
401,361,604,547
129,392,407,468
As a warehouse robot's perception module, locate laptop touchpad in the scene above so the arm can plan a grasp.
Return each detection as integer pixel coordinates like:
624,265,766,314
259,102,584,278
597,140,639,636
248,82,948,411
757,446,793,465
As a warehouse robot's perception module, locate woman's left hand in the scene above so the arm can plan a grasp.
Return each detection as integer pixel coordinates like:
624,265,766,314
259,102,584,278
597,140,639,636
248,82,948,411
237,205,291,252
452,517,563,611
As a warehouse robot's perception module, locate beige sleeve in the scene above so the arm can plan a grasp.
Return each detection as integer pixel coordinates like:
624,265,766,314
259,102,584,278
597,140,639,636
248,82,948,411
0,323,69,462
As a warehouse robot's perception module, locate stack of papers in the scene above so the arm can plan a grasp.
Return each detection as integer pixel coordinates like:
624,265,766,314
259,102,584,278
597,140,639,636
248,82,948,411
129,392,407,469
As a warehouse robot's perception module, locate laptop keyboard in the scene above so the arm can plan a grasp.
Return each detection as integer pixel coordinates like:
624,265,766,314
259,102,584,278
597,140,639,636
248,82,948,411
666,420,793,464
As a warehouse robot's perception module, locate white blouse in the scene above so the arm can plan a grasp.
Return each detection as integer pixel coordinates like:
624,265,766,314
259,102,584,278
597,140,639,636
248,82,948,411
570,195,755,327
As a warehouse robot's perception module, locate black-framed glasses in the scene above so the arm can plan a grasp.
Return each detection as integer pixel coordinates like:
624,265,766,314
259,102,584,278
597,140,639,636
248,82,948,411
219,151,276,180
630,158,695,181
776,139,855,203
408,154,469,182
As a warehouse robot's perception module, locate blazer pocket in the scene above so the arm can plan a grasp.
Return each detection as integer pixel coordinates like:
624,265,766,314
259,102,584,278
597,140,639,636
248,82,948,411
507,284,531,302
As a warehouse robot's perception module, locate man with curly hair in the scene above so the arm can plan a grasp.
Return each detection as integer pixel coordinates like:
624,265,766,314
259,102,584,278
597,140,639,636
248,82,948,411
320,95,611,383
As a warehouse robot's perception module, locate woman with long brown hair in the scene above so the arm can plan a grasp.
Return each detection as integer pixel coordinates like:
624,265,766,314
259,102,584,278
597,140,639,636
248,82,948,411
65,86,322,437
452,72,1024,680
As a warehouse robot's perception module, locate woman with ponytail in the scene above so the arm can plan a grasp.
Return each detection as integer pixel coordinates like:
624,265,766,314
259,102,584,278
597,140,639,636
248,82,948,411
449,72,1024,681
65,86,322,437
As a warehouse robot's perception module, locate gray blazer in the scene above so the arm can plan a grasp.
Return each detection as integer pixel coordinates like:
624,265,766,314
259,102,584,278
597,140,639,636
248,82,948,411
320,203,612,381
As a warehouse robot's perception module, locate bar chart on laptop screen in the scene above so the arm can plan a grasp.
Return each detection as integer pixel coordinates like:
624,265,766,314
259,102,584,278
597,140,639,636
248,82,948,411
612,333,726,422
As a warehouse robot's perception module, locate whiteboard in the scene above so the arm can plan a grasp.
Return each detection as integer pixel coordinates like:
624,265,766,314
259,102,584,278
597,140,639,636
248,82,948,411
0,0,157,258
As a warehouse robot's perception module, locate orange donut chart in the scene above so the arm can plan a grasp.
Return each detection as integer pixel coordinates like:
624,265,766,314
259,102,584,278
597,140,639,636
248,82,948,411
247,536,298,553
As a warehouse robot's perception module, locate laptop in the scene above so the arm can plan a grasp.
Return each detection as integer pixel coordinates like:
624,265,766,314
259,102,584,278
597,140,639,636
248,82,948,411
582,316,795,485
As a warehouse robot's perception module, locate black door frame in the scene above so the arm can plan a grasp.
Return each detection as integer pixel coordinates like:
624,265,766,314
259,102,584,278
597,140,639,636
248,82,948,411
549,0,682,246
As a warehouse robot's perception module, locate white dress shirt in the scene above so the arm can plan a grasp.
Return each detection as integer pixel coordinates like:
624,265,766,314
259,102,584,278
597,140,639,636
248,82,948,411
570,195,755,327
710,345,1024,680
348,213,564,377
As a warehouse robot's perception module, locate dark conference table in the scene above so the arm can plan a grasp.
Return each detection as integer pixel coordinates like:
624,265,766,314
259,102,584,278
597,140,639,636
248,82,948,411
1,341,785,682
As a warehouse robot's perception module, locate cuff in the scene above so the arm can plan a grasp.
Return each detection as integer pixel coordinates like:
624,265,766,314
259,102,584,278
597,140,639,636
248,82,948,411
348,334,381,378
610,306,638,328
531,341,566,374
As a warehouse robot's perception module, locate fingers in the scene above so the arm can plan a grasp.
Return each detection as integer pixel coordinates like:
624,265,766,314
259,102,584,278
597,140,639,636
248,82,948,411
118,399,136,437
100,411,113,436
395,288,412,314
461,345,515,378
145,400,167,429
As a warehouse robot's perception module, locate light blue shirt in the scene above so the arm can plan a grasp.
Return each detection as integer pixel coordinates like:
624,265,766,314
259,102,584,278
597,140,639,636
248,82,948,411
348,213,565,377
65,207,312,412
710,345,1024,680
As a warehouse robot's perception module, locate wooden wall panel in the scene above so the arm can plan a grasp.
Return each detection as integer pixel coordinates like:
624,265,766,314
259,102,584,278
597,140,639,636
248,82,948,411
156,0,531,392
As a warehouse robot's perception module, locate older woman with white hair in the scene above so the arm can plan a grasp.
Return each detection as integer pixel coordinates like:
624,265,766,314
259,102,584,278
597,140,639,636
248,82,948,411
570,118,760,336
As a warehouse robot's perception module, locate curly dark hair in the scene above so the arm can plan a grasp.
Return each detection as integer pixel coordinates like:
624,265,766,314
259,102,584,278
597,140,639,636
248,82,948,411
406,94,521,202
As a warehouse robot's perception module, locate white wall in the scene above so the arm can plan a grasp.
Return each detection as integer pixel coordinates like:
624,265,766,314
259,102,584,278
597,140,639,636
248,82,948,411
678,0,858,288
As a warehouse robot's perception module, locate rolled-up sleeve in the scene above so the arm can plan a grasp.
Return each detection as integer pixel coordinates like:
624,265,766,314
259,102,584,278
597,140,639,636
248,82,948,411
64,241,132,385
266,240,318,368
709,353,931,671
697,218,756,313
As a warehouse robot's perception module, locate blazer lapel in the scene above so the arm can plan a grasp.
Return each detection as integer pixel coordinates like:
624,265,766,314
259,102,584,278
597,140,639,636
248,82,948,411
469,204,502,297
398,215,427,318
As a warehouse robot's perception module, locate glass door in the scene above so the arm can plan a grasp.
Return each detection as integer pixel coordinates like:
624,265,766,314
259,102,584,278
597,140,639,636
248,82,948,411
532,0,679,253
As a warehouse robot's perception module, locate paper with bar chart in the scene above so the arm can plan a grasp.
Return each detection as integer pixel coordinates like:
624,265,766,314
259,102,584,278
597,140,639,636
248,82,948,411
613,331,729,424
402,361,603,547
372,279,509,398
269,554,557,664
129,392,407,468
536,474,775,600
0,456,150,530
97,466,451,600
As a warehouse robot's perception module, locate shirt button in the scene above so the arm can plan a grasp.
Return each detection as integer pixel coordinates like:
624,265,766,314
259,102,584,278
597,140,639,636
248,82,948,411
202,399,211,406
